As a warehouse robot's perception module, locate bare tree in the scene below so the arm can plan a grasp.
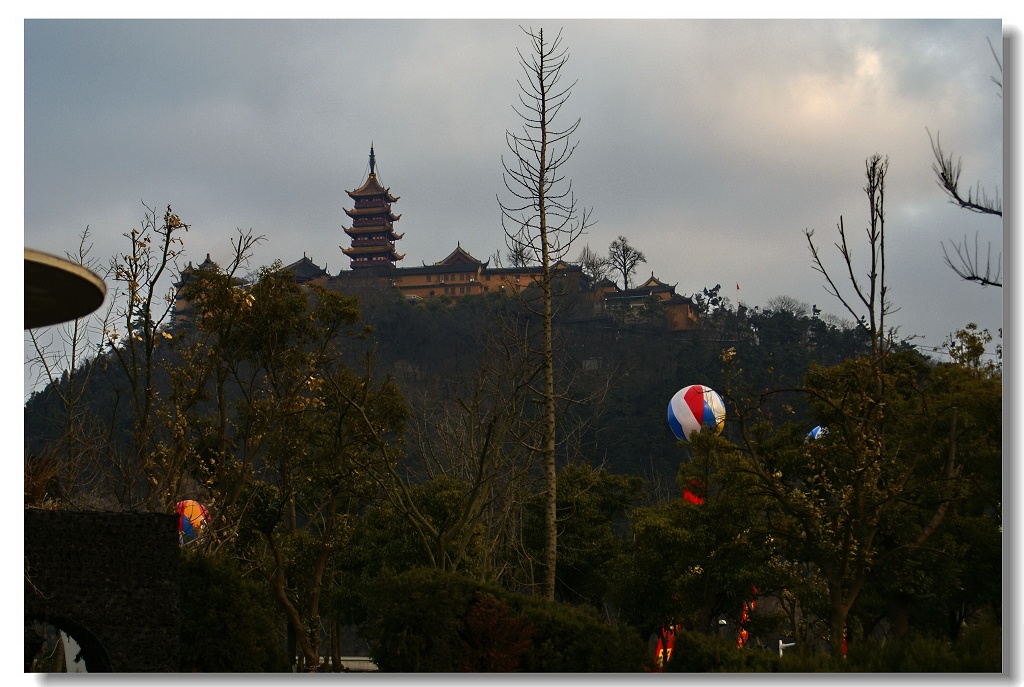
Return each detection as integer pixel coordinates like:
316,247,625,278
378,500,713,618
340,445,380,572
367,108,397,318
402,330,542,578
765,295,810,318
106,203,190,509
25,227,116,506
577,243,610,283
505,242,534,268
805,154,894,360
768,154,964,657
927,37,1002,287
607,235,646,289
498,26,593,601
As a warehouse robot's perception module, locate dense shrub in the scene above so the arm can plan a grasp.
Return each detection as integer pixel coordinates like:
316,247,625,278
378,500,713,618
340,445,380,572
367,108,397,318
359,566,648,672
951,623,1003,672
663,629,785,672
359,567,481,671
179,552,290,672
661,624,1002,673
460,592,534,672
506,594,648,672
845,624,1002,673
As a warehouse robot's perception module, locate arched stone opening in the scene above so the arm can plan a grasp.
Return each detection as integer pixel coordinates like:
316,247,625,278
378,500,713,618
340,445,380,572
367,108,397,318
24,510,180,671
25,615,111,673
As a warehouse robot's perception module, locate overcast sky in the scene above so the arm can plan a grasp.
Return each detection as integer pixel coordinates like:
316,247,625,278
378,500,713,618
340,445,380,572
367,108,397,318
21,17,1006,393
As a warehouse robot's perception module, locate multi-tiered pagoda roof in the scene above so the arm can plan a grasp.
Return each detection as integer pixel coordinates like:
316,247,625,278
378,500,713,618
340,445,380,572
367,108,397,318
341,146,405,269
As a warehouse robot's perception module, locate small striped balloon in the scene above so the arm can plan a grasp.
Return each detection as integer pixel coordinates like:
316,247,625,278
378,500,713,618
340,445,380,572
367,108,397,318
667,385,725,441
177,500,210,542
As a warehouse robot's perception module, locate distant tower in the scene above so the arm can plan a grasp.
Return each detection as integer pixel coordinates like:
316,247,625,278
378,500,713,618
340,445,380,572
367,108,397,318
341,145,405,269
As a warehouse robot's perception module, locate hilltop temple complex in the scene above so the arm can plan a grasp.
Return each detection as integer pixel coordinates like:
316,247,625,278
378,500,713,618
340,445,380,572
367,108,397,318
178,146,699,332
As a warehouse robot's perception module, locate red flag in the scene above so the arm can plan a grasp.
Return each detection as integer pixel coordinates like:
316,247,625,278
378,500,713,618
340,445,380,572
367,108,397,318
736,283,740,290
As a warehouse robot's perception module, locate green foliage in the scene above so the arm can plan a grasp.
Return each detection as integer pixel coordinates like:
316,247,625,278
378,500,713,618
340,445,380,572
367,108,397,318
506,594,648,672
358,566,646,672
177,258,412,668
692,283,724,315
178,552,290,672
945,323,1000,375
728,341,1001,655
821,348,1000,642
460,591,534,672
663,629,783,672
25,215,1002,668
950,623,1003,672
359,567,481,672
659,624,1002,673
521,463,646,606
845,623,1002,672
343,474,486,581
607,433,770,635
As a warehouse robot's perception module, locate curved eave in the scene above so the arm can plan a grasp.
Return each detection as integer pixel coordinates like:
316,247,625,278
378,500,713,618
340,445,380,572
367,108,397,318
344,206,400,220
342,246,405,259
346,174,399,202
343,226,403,239
346,191,399,202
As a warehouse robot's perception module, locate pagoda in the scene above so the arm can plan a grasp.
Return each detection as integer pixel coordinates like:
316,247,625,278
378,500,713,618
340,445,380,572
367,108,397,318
341,145,405,269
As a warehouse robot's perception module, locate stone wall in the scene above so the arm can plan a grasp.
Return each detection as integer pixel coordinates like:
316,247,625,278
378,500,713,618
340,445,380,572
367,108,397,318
24,509,180,672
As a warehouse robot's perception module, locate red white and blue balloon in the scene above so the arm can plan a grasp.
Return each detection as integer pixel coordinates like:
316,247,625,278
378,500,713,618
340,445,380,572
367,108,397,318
667,385,725,441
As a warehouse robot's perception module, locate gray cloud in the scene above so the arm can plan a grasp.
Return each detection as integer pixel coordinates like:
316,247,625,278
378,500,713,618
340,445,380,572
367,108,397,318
24,18,1004,395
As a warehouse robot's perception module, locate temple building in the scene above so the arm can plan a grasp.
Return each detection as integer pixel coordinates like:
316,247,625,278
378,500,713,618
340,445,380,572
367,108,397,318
341,145,405,270
172,146,700,333
281,254,330,284
171,253,227,324
388,244,586,301
596,274,700,331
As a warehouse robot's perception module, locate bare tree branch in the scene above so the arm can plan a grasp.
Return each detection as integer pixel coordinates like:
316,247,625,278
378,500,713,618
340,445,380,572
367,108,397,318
928,129,1002,218
607,235,646,290
497,26,594,601
925,40,1002,289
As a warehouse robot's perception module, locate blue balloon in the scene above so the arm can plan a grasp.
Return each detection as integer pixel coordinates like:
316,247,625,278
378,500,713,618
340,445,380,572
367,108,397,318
805,425,829,442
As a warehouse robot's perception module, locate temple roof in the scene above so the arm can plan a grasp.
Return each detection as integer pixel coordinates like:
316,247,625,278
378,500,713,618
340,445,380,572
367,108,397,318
174,253,222,288
281,254,329,282
636,274,677,290
345,206,400,220
605,274,678,297
484,261,583,276
604,273,688,303
664,293,696,305
435,244,487,267
347,173,399,202
343,225,404,240
342,245,405,260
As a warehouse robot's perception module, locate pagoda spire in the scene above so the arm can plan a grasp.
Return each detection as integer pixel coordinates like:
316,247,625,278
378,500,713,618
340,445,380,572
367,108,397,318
342,146,405,270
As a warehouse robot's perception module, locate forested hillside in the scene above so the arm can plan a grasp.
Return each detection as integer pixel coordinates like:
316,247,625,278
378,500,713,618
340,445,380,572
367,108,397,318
25,217,1001,672
25,269,875,495
343,280,876,485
